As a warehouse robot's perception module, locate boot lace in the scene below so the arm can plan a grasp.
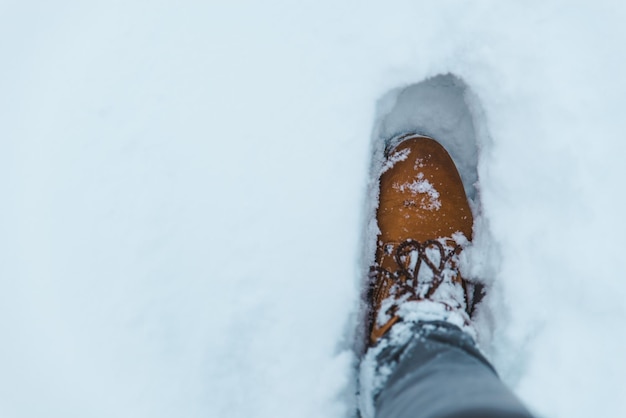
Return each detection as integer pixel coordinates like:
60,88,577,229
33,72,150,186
368,238,484,333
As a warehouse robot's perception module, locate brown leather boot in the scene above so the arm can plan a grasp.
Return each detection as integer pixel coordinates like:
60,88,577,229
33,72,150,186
368,133,481,346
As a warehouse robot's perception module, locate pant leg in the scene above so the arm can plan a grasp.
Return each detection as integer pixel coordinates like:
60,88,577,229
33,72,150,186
375,321,534,418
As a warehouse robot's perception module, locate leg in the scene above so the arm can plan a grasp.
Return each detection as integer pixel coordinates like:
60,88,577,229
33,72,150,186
375,321,533,418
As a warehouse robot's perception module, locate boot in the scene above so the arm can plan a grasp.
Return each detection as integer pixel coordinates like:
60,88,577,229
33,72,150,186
368,133,481,346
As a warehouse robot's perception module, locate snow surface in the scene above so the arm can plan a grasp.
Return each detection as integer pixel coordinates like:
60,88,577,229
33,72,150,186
3,1,626,417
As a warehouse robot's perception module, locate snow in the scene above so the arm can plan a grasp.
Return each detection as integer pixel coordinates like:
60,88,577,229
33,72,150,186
2,1,626,418
394,177,442,211
380,147,410,174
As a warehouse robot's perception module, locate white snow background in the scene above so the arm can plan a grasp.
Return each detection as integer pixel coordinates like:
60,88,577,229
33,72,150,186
2,1,626,417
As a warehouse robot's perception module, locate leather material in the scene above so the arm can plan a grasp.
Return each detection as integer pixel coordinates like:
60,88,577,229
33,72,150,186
369,135,474,344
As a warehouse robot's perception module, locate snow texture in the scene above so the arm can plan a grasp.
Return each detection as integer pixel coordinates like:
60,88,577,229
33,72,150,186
2,1,626,418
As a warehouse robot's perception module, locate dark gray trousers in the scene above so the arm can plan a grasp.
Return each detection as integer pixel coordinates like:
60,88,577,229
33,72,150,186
375,321,534,418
